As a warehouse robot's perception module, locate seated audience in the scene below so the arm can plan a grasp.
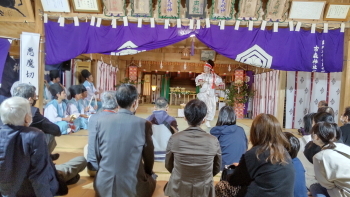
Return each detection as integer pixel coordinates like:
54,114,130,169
81,69,102,111
86,91,117,177
94,84,156,197
79,85,96,116
309,122,350,197
146,97,178,132
340,106,350,146
146,97,178,161
67,85,88,131
304,112,343,164
0,97,87,197
317,106,334,117
11,83,61,154
284,132,308,197
297,113,317,188
318,100,328,108
210,106,248,170
44,83,72,135
164,99,221,197
217,114,294,197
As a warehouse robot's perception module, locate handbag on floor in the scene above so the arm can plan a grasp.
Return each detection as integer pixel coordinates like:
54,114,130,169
220,164,236,181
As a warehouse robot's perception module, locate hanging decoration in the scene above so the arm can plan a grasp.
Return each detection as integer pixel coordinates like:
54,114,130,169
102,0,126,16
158,0,180,19
185,0,207,18
210,0,235,20
131,0,153,17
181,47,190,60
265,0,290,22
236,0,263,20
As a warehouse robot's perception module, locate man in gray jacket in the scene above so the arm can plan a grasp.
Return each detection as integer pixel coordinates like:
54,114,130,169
94,84,156,197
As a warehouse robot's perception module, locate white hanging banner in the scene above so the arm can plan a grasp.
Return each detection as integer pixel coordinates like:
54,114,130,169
328,72,342,122
90,16,95,26
309,72,328,113
341,23,345,32
20,32,40,95
44,13,48,23
289,21,294,31
96,18,102,27
164,19,169,29
294,71,312,129
206,18,210,28
59,17,65,27
323,23,328,33
196,19,201,29
123,16,128,26
150,18,155,28
74,16,79,26
261,20,267,30
273,22,278,32
285,71,296,129
295,22,302,31
311,23,316,33
234,20,240,30
112,18,117,28
248,21,253,31
138,18,142,28
220,20,225,30
177,19,181,28
189,19,194,29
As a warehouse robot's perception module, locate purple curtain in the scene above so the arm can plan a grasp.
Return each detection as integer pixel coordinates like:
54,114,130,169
0,38,11,83
196,25,344,72
45,22,344,72
45,21,191,64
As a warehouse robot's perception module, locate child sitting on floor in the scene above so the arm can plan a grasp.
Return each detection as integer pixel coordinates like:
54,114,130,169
67,85,88,131
44,83,72,134
79,85,96,116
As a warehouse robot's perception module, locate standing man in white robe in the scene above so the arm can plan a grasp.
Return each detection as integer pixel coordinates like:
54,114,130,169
195,59,223,128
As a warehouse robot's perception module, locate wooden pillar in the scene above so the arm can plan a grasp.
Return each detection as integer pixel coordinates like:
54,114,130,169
277,71,286,127
34,0,45,112
339,29,350,125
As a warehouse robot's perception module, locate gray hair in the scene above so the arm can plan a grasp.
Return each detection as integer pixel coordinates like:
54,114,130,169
0,97,31,126
155,97,168,109
11,83,36,98
101,91,118,110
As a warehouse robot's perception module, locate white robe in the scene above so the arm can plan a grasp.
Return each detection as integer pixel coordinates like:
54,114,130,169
195,73,222,121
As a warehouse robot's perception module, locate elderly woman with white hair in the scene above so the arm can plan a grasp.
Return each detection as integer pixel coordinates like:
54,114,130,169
86,90,118,177
0,97,87,196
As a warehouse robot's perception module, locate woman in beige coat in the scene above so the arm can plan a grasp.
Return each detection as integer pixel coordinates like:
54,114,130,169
164,99,222,197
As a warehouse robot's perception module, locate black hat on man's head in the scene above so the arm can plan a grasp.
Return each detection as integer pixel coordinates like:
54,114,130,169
207,59,215,68
81,69,91,79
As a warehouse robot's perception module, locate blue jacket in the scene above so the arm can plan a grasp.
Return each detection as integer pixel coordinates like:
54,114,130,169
0,125,64,197
210,124,248,170
146,110,178,131
292,157,308,197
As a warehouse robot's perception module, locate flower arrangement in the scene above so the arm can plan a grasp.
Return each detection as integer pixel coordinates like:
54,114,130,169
225,81,254,105
115,78,144,87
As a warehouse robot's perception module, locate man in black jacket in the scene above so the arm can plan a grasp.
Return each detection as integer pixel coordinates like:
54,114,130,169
10,83,61,153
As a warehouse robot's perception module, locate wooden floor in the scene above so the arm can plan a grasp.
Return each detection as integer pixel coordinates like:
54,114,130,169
54,104,298,197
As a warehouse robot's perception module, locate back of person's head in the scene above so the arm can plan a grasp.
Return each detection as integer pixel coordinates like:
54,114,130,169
101,91,118,110
10,81,20,97
49,70,60,81
155,97,168,109
207,59,215,69
0,97,31,126
318,100,328,108
184,99,207,126
81,69,91,80
250,113,290,164
343,106,350,121
216,106,236,126
49,83,64,99
317,107,334,117
314,112,334,124
69,85,82,98
115,84,138,108
283,132,300,159
311,122,339,149
303,113,316,135
11,83,36,99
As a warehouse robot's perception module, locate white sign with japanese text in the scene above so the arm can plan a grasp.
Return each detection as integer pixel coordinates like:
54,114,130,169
20,32,40,95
